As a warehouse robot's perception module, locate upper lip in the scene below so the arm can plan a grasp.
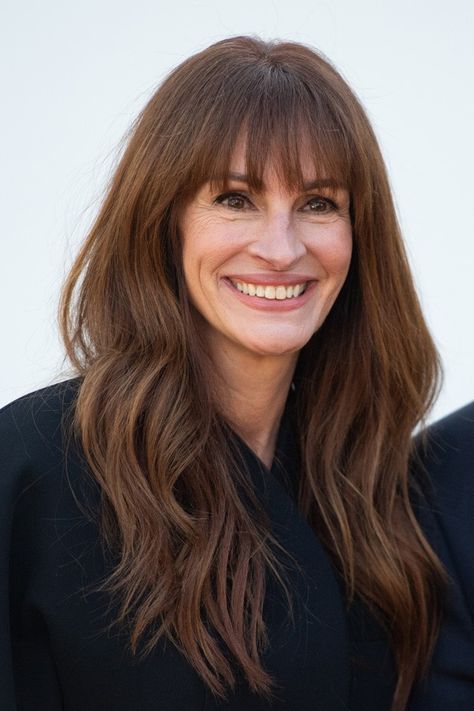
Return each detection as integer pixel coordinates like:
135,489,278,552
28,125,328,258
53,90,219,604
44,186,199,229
225,273,315,286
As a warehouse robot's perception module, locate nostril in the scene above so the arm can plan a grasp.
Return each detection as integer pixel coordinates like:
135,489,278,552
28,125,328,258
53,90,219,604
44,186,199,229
248,237,305,268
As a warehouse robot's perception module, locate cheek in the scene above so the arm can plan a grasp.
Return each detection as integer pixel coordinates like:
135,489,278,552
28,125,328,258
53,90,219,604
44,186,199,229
180,237,197,293
180,222,206,303
312,226,353,277
181,229,238,303
335,236,353,275
182,225,249,285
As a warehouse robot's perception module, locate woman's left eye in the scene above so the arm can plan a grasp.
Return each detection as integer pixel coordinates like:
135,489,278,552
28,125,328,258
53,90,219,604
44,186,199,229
303,196,338,213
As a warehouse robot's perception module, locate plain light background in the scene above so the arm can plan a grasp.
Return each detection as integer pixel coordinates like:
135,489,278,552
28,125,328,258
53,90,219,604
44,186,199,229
1,0,473,423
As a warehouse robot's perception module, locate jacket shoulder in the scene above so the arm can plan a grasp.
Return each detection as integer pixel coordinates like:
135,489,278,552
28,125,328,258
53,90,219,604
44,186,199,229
416,401,474,500
415,402,474,622
423,401,474,462
0,377,83,493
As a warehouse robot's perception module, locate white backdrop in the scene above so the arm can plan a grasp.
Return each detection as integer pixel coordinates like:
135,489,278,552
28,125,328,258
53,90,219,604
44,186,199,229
1,0,473,423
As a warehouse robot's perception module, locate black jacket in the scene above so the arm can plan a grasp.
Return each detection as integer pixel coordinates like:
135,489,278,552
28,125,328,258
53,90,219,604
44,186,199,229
0,378,471,709
407,401,474,710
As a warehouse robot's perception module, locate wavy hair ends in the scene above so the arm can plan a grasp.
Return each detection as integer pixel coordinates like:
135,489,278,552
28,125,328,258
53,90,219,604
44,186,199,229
59,35,446,710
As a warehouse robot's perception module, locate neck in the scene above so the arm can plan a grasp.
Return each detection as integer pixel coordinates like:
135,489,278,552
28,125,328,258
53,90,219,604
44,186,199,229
212,346,298,468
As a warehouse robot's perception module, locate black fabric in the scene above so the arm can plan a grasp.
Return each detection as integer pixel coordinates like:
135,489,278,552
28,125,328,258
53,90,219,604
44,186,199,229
407,401,474,710
0,377,400,710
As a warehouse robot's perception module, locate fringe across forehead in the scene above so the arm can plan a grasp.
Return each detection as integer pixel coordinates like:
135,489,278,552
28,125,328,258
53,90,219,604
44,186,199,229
179,62,354,200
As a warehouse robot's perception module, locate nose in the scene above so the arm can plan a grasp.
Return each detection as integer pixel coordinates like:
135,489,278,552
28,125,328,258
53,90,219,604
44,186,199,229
247,213,306,270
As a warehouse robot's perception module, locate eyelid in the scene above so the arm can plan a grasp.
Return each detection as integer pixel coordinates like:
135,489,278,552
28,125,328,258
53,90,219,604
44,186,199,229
301,194,339,211
213,190,341,211
213,191,253,207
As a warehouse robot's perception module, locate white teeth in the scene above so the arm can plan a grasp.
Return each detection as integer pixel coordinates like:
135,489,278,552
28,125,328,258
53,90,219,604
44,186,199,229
231,280,307,299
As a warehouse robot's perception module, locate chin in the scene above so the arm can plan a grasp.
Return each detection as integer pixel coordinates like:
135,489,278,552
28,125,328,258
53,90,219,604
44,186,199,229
242,323,316,356
241,335,311,358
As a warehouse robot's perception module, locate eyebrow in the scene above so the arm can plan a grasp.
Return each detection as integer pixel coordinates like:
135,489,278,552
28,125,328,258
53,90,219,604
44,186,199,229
225,172,345,191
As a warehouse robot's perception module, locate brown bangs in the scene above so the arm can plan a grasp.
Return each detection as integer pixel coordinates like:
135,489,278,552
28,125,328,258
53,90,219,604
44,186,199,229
175,51,353,201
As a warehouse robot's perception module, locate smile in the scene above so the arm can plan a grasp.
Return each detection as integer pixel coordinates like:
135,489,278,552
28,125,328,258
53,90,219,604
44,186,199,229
229,279,308,300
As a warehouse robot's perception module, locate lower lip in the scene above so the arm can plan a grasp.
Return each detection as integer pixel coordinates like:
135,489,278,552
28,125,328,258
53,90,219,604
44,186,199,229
222,278,317,312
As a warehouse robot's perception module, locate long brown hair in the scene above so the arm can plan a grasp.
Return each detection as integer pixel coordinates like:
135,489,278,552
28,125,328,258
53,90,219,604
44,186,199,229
59,36,446,709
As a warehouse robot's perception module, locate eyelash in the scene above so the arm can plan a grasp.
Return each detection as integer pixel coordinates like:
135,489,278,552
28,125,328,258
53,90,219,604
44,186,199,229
213,191,339,213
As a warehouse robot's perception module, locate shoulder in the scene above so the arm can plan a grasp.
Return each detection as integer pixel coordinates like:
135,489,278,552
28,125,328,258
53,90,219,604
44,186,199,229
414,401,474,512
0,377,83,498
0,377,82,442
408,415,474,706
420,401,474,473
413,402,474,621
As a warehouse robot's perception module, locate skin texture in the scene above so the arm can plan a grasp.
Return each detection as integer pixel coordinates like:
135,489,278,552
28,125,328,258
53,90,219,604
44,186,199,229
179,141,352,465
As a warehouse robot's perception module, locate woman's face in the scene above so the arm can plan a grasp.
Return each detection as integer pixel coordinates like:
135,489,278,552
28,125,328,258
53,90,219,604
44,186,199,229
179,141,352,362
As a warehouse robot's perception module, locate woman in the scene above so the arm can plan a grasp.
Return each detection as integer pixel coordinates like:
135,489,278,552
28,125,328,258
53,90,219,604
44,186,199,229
0,36,448,710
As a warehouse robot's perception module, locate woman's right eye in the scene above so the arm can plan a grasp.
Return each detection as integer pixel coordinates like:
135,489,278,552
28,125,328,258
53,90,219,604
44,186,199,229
213,192,252,210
